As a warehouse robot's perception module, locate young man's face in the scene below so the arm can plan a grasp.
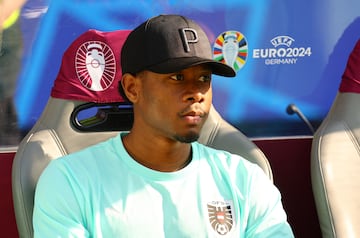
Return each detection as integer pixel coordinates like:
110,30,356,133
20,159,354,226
134,64,213,143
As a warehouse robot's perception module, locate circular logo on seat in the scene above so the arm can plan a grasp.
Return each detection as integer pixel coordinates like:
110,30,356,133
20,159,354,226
75,41,116,91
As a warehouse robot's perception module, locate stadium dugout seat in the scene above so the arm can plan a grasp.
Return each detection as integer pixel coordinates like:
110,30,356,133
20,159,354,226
311,39,360,238
198,106,272,180
12,29,272,238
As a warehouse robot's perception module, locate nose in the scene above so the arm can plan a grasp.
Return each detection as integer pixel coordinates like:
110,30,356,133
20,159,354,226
185,91,204,103
183,82,208,103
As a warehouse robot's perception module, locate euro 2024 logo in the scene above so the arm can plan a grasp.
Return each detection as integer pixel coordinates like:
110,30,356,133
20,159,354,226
213,31,248,73
75,41,116,91
253,35,312,65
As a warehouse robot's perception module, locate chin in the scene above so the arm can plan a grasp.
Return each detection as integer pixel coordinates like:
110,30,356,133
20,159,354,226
174,132,199,143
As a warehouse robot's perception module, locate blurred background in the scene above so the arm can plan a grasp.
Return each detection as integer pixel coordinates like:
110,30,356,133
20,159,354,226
1,0,359,146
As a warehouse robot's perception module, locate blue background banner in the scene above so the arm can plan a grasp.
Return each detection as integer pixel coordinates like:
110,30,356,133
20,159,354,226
14,0,360,137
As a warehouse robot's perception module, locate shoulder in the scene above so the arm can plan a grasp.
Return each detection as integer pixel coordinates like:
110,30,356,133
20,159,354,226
58,134,119,162
192,142,264,180
193,142,259,169
38,134,121,184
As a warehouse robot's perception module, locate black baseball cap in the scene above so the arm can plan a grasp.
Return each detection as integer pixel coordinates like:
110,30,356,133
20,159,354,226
121,14,236,77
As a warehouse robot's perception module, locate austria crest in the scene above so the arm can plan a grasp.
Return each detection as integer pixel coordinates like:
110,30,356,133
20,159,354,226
207,201,234,235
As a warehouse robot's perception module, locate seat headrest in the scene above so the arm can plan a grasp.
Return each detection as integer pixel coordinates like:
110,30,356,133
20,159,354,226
339,39,360,93
50,29,131,103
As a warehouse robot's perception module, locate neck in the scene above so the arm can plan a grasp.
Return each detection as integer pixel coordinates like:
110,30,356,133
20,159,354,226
122,132,193,172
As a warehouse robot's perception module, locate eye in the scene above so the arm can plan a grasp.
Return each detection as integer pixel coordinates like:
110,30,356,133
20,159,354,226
199,74,211,82
170,74,184,81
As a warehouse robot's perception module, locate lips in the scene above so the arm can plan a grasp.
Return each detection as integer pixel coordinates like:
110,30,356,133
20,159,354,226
182,115,203,125
180,104,206,118
179,104,206,124
183,110,204,117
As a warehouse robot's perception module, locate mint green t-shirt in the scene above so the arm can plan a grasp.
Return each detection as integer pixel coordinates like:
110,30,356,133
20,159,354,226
33,133,294,237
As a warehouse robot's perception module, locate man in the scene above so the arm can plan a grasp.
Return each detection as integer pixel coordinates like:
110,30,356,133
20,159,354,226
33,14,294,237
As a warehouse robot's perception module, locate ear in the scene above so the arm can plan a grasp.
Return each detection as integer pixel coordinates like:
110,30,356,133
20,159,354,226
121,73,140,103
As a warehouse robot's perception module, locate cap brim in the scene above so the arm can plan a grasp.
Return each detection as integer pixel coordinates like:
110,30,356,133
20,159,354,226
147,57,236,77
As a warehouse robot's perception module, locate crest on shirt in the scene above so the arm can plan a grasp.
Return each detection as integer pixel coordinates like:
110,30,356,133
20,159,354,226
207,201,234,235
